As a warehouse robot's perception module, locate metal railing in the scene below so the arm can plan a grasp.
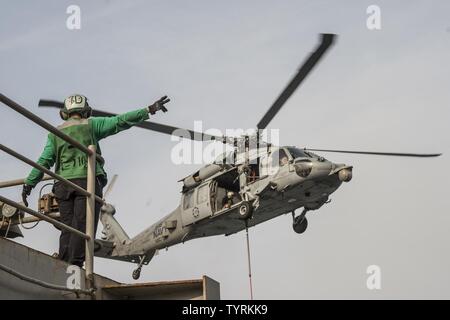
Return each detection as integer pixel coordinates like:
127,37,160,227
0,93,104,292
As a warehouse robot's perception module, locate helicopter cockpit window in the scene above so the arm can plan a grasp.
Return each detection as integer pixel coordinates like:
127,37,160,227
286,147,312,159
270,149,289,167
183,189,195,210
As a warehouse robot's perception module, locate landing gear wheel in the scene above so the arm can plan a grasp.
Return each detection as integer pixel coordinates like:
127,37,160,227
132,267,141,280
293,217,308,234
238,201,253,220
132,255,146,280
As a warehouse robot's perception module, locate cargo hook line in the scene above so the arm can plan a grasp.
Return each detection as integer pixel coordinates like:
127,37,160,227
244,220,254,300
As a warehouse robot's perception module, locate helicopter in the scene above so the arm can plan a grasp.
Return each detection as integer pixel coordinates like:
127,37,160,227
33,33,441,279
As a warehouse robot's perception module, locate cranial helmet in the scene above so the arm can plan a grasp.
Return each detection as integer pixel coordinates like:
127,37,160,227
60,94,92,120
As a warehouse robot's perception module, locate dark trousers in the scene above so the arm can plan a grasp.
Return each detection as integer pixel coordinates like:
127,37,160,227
53,177,105,267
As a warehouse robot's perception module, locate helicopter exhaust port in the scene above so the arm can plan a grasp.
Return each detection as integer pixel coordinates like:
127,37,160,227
338,167,353,182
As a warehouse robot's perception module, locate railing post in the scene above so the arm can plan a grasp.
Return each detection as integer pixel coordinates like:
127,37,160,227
85,145,96,291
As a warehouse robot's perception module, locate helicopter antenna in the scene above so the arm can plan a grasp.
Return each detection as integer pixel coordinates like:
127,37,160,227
103,174,118,201
244,135,250,167
244,220,254,300
233,138,238,165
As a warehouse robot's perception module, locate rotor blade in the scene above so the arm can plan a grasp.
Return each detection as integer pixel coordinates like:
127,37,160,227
38,99,227,142
257,33,336,130
91,109,221,142
304,148,442,158
38,99,64,108
103,174,118,201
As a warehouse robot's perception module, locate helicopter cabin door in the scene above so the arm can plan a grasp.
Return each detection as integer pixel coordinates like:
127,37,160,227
181,182,212,227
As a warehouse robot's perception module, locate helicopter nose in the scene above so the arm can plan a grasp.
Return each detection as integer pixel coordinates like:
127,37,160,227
337,167,353,182
300,159,333,179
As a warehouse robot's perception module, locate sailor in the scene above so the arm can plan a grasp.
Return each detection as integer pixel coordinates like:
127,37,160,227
21,94,170,267
222,191,235,209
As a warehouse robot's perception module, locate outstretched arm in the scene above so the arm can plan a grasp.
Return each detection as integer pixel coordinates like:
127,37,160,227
24,134,56,187
22,134,56,206
92,96,170,140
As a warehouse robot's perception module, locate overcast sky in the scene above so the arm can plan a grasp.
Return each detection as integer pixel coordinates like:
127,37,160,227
1,0,449,299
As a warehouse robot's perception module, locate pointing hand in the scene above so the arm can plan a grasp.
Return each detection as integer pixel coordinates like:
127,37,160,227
148,96,170,115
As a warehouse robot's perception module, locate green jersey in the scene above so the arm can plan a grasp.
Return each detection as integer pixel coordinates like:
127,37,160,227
24,108,149,187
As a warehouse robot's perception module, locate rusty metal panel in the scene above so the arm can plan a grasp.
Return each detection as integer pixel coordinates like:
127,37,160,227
102,279,206,300
0,238,118,299
0,238,221,300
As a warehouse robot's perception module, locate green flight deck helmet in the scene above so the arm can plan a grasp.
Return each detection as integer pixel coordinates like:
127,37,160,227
60,94,92,120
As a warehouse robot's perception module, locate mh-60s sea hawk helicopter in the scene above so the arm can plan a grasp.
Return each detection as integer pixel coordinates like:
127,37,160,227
36,34,441,279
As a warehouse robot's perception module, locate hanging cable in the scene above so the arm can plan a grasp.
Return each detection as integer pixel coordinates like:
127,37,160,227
244,220,254,300
0,262,94,296
39,183,54,199
20,182,54,230
19,214,39,230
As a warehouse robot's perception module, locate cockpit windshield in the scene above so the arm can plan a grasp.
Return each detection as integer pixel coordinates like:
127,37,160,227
286,147,314,159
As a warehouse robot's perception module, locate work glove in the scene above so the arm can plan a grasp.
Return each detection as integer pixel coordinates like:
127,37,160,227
21,184,33,207
148,96,170,115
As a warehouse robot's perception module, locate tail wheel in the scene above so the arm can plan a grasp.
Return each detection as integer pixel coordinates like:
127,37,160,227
238,201,253,220
132,268,141,280
293,217,308,234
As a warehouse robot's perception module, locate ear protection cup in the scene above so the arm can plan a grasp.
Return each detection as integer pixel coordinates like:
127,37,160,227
60,108,90,120
60,110,69,120
83,105,92,118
